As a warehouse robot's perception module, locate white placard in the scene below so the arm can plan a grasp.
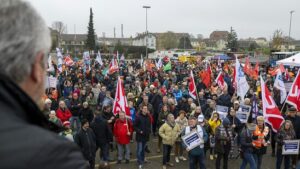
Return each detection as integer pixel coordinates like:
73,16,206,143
182,131,203,150
282,140,300,155
216,105,228,121
236,105,251,123
45,76,57,88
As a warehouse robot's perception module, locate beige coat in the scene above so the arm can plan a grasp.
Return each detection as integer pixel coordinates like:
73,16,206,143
159,122,181,145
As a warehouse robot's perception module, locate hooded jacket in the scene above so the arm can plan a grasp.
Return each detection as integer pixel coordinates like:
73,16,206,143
0,75,88,169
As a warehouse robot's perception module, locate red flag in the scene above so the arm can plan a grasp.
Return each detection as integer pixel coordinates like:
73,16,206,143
269,63,285,76
113,77,130,117
109,58,119,74
189,70,197,99
64,55,74,66
215,72,226,89
244,57,251,75
286,70,300,110
260,76,284,132
284,68,290,81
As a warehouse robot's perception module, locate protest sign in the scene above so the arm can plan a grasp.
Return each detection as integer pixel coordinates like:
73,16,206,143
236,104,251,123
216,105,228,121
182,131,203,150
282,140,300,155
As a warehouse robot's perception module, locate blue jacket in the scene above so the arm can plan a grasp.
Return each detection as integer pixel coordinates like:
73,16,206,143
173,89,183,101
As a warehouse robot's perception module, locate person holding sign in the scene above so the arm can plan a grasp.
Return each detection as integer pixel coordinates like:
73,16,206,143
159,114,181,169
252,116,270,169
181,116,208,169
275,120,296,169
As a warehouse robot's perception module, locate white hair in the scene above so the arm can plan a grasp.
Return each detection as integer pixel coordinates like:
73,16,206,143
0,0,51,83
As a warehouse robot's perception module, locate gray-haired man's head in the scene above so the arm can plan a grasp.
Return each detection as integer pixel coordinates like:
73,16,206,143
0,0,51,104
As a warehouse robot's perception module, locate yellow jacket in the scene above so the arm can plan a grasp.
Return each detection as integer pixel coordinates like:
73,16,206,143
159,122,181,145
208,119,221,134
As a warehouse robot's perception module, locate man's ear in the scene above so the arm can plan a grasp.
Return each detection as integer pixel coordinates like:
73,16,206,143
30,52,45,83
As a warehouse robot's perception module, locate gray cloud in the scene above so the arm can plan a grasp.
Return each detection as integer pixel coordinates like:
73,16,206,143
27,0,300,39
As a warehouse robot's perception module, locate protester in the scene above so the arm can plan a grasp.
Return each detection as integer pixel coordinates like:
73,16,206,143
49,110,62,127
159,113,181,169
75,119,97,169
56,100,72,123
91,111,111,166
208,111,222,160
276,120,296,169
43,98,52,116
215,118,233,169
174,110,188,163
79,102,94,124
239,123,257,169
157,104,170,153
182,116,208,169
113,111,133,164
70,93,82,132
252,116,270,169
60,121,74,141
134,105,152,169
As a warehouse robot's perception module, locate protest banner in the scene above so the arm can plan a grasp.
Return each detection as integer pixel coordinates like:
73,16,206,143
236,104,251,123
282,140,300,155
182,131,203,150
216,105,228,121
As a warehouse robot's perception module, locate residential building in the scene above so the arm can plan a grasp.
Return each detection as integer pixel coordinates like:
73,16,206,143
255,37,269,48
209,31,229,41
132,33,157,50
98,37,133,46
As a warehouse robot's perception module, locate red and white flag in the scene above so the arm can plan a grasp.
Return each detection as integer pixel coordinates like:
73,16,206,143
64,55,74,66
232,65,237,89
113,77,130,117
215,72,226,89
109,58,119,74
189,70,197,100
286,70,300,110
260,76,284,132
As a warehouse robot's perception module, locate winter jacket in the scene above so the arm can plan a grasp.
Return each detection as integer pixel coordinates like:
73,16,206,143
75,128,97,161
159,122,181,145
0,74,88,169
70,99,82,116
227,114,243,134
217,94,232,108
173,89,183,101
252,125,270,154
134,113,151,142
79,107,94,123
90,115,112,146
215,124,233,154
285,115,300,139
158,111,170,127
113,118,133,145
208,118,222,134
56,108,72,123
275,124,296,153
240,127,254,153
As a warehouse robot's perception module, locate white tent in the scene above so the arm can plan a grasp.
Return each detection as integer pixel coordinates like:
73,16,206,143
276,53,300,67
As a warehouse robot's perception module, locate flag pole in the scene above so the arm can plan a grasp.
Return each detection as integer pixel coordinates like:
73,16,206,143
191,69,201,106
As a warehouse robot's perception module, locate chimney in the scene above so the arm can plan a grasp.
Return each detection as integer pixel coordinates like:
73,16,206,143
121,24,124,38
114,27,116,38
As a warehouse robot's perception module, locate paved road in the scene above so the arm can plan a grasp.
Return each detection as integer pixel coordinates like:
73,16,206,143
94,135,277,169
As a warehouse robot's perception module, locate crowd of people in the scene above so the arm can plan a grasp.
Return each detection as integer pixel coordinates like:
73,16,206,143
43,52,300,169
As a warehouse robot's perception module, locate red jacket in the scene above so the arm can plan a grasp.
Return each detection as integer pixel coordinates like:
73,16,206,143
56,108,72,123
113,118,133,145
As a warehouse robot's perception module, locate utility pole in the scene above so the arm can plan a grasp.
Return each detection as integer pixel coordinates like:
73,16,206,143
288,10,295,49
143,6,151,59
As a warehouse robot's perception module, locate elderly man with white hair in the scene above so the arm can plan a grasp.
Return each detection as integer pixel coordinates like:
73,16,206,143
0,1,88,168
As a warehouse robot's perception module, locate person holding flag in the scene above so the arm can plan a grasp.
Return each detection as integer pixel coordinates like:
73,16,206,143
274,69,287,105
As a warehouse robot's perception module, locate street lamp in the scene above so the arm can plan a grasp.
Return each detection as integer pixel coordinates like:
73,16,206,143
143,5,150,59
288,10,295,46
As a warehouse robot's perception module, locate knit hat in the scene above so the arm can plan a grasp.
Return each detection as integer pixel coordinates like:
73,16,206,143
222,118,230,127
63,121,70,127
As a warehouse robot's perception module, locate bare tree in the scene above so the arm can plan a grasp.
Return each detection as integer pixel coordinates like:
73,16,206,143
52,21,66,47
272,29,284,50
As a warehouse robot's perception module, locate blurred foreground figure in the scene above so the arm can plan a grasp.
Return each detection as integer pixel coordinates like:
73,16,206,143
0,0,88,168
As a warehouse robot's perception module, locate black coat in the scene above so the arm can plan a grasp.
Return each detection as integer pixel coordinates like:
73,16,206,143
0,75,88,169
90,115,112,145
134,113,151,142
79,107,94,123
75,128,97,160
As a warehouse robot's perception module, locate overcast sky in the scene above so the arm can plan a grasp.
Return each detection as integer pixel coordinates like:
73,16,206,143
27,0,300,40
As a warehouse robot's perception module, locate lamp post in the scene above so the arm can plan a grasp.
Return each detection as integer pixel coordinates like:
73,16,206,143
143,5,150,59
288,10,295,48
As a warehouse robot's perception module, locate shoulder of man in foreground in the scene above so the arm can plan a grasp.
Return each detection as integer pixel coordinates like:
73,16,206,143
0,116,89,169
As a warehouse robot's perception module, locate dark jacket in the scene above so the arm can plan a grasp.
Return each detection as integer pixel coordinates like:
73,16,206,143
90,115,112,146
75,128,97,160
240,127,254,153
134,113,151,142
79,107,94,123
217,94,232,108
227,114,243,134
70,99,82,116
0,75,88,169
215,124,233,154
